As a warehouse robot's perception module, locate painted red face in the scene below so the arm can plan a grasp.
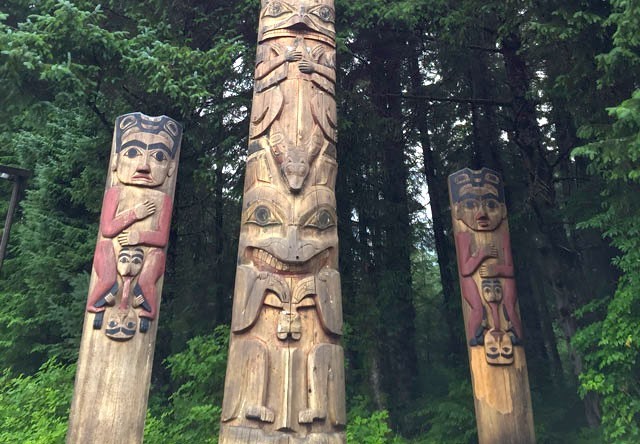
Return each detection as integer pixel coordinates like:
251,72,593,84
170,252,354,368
115,132,174,187
456,190,505,231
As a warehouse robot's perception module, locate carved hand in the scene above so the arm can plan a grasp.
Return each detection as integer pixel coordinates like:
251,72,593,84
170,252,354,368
479,264,497,278
118,230,140,246
298,59,315,73
134,200,156,220
482,244,499,259
285,49,303,62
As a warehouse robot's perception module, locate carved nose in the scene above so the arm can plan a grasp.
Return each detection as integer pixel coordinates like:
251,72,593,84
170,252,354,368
137,154,151,173
287,226,302,260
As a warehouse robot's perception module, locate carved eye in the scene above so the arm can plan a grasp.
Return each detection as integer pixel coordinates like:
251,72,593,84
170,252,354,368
463,199,480,211
127,322,135,328
313,5,335,22
131,257,142,265
305,208,336,230
494,285,503,296
151,151,167,162
119,257,130,263
264,1,289,17
125,148,141,159
247,204,281,227
483,199,500,210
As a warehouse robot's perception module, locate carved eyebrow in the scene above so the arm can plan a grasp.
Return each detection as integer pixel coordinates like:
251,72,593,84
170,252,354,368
121,140,146,150
148,143,172,156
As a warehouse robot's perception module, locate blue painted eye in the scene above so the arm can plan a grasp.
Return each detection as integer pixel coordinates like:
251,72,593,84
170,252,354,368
151,151,166,161
125,148,140,158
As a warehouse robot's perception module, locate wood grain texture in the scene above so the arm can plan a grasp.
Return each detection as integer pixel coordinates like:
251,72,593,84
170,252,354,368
67,113,182,444
449,167,536,444
220,1,345,442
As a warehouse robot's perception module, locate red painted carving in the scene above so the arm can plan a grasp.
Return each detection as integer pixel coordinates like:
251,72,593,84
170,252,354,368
449,168,523,365
86,113,181,338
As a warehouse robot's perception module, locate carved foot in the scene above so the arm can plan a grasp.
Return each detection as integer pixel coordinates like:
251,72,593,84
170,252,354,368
298,408,326,424
245,405,275,423
132,286,152,312
93,311,104,329
139,317,150,333
94,292,116,309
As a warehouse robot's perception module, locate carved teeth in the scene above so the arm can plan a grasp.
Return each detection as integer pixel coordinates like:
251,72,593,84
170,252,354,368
252,248,317,274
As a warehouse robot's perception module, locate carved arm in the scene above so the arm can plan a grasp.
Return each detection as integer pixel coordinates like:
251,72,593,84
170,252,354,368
455,232,495,277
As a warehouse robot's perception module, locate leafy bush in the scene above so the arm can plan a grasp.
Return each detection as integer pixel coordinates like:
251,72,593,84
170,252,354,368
0,359,74,444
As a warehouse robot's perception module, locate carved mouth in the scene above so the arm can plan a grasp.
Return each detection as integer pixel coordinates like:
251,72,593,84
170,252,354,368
132,174,153,182
250,248,329,275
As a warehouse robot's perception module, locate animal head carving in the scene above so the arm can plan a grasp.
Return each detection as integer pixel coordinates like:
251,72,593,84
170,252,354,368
269,122,323,192
259,0,336,44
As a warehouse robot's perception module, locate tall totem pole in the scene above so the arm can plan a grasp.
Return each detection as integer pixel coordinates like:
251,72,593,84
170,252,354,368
448,168,535,444
220,1,346,443
68,113,182,444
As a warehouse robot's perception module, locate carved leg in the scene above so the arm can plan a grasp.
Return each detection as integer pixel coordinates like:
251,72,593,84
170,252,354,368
299,344,346,427
502,278,523,342
222,338,274,424
136,249,165,321
86,240,118,313
461,277,485,345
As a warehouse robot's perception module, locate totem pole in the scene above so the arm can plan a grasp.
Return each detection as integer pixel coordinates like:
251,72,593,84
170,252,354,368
219,1,346,442
67,113,182,444
449,168,536,444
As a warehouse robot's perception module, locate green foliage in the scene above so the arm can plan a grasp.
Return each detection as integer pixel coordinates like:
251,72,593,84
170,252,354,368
347,409,404,444
145,326,229,443
572,2,640,442
0,358,74,444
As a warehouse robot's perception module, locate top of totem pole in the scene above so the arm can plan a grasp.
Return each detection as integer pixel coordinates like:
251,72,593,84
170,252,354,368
449,167,507,232
111,113,183,189
259,0,336,45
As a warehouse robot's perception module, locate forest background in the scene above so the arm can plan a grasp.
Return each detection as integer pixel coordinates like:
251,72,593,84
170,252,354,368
1,0,639,443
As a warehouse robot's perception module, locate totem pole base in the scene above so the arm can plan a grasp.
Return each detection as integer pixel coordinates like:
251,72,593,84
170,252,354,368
220,425,344,444
468,347,535,444
67,309,160,444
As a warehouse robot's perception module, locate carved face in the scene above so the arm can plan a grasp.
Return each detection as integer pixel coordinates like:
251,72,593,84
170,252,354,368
259,0,336,42
484,330,514,365
239,183,338,274
481,279,503,303
113,130,176,187
117,247,144,277
105,309,138,341
455,189,506,231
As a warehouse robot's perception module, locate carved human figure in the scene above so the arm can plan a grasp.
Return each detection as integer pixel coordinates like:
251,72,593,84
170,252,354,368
449,168,523,365
249,0,337,192
86,113,181,335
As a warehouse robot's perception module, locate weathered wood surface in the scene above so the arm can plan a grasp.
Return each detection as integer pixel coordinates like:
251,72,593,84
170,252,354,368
220,1,346,442
67,113,182,444
449,167,536,444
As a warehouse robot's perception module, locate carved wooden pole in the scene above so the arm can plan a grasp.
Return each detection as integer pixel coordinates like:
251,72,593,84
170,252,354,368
220,1,345,442
67,113,182,444
448,168,536,444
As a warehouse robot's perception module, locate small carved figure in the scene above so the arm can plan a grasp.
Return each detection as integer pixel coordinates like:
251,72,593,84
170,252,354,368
86,113,181,337
449,168,523,365
249,0,337,192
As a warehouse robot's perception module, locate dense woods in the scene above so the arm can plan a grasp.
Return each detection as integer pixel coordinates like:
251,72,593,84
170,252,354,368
0,0,639,442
